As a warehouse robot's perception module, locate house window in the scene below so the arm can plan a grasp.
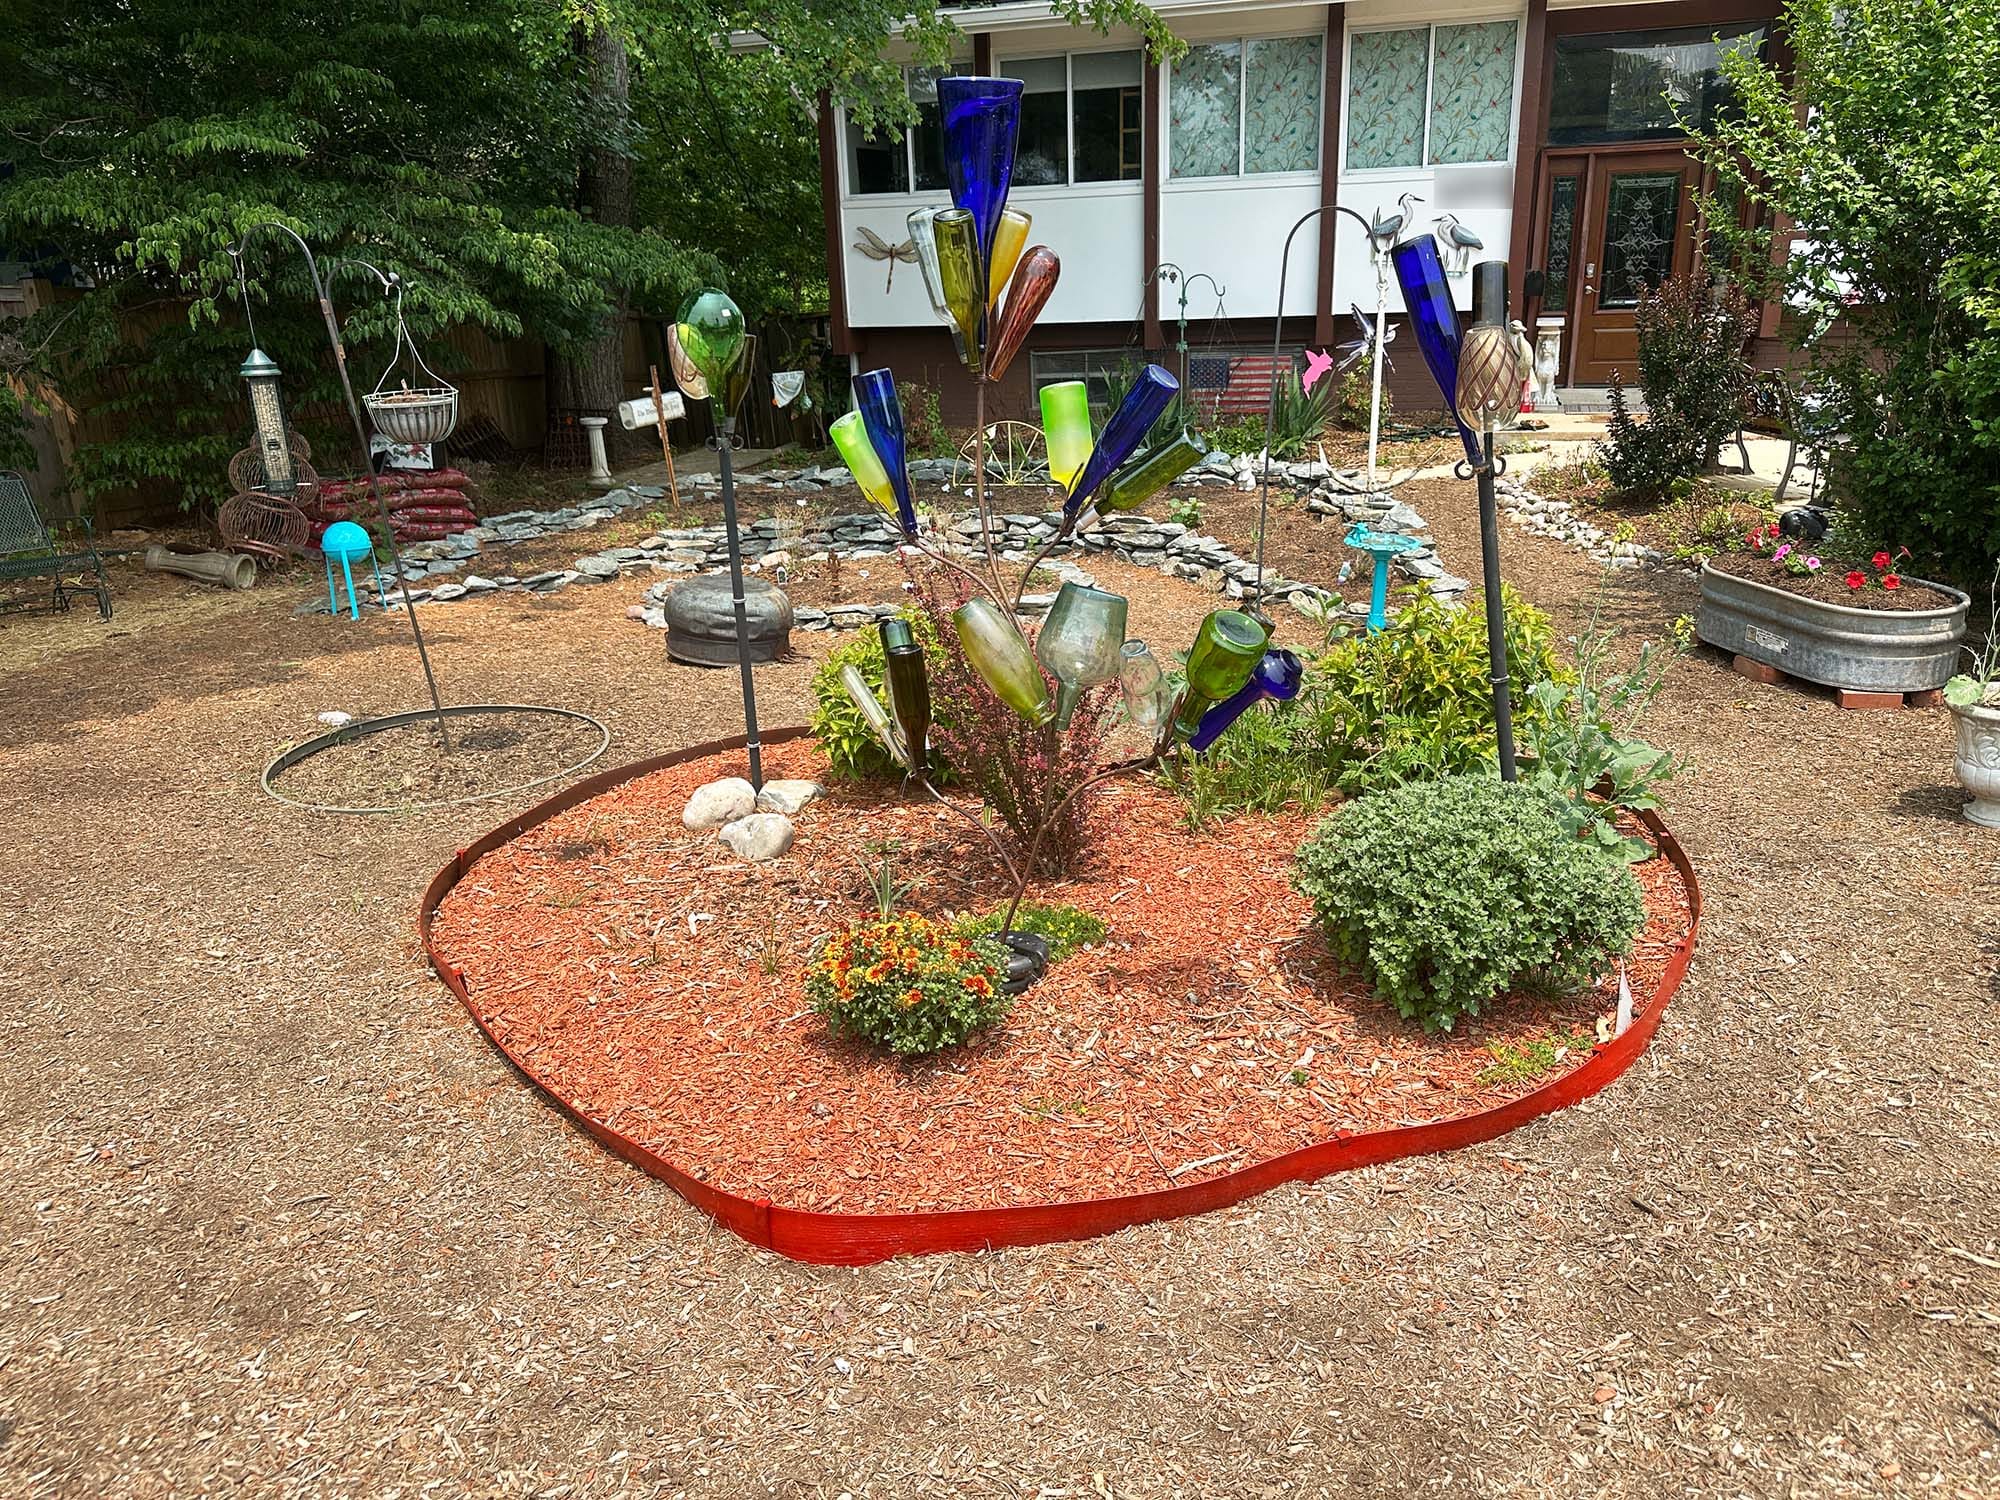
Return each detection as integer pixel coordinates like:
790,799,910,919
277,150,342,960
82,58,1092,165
1000,52,1144,187
1549,27,1767,145
1345,21,1520,171
845,67,956,196
1170,35,1323,179
1029,349,1135,411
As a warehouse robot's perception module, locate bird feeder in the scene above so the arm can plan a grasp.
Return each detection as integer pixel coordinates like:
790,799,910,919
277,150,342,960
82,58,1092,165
240,347,298,496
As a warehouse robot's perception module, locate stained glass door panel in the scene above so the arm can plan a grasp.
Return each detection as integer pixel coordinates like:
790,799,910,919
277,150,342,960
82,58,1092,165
1599,172,1682,307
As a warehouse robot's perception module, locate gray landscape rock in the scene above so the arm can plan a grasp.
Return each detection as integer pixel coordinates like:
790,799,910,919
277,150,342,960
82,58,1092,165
717,812,795,862
575,556,620,580
755,779,824,816
684,777,757,830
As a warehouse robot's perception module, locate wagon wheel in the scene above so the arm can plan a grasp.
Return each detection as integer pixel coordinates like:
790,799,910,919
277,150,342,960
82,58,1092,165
956,421,1048,488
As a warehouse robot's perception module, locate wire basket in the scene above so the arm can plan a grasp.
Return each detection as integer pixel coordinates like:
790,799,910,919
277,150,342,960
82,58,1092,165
364,385,459,444
365,282,460,444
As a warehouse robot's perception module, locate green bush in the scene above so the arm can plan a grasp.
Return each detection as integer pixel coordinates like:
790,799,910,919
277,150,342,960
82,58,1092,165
1599,275,1756,502
1165,585,1564,822
956,900,1107,962
807,914,1011,1055
1293,776,1645,1032
1695,0,2000,582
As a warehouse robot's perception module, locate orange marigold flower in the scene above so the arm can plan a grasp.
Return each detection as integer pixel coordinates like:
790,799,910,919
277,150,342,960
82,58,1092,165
900,987,923,1008
964,974,993,998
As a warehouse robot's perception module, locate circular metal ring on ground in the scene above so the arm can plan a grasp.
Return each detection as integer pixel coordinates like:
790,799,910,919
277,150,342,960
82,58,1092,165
262,703,611,815
419,727,1704,1266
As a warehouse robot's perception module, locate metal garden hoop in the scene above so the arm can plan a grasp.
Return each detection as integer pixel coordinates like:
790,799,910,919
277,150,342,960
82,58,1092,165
261,703,610,815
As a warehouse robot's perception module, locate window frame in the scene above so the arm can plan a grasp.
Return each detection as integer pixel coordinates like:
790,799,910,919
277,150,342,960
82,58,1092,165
1339,16,1526,176
1164,31,1328,185
838,64,967,201
992,45,1147,194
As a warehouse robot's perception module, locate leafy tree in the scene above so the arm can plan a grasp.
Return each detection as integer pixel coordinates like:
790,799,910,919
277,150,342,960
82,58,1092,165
1,0,1177,512
1693,0,2000,581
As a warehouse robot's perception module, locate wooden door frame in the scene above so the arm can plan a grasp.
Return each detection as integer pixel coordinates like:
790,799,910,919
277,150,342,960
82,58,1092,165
1553,146,1703,385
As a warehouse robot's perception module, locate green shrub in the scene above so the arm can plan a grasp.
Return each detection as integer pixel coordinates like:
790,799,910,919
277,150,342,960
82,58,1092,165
806,913,1011,1055
1293,776,1645,1032
956,900,1107,962
1167,586,1563,822
1599,275,1756,502
807,611,949,782
1694,0,2000,582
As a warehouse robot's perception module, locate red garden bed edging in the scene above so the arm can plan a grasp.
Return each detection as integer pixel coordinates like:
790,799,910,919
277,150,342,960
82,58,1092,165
418,728,1702,1266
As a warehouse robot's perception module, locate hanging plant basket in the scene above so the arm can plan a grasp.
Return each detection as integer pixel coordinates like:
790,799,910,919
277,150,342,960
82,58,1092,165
365,385,460,445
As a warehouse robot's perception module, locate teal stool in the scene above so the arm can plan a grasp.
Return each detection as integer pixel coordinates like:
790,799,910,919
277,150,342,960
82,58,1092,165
321,521,387,619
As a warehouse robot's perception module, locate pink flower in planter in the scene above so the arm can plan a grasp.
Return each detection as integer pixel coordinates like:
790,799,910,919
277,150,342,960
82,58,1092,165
1772,542,1793,562
1804,556,1823,572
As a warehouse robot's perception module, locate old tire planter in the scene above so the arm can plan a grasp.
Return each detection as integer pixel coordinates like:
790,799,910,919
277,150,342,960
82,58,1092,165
1696,563,1969,692
419,727,1703,1266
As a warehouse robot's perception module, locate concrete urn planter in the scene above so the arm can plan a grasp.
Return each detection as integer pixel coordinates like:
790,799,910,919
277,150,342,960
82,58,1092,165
1950,698,2000,828
1696,563,1969,693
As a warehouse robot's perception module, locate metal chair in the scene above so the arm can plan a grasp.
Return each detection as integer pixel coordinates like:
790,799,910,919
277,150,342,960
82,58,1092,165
0,470,112,619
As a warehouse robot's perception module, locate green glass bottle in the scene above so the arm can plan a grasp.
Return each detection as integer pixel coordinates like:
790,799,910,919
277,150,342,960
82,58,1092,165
933,209,985,379
879,618,932,776
1034,583,1128,728
953,598,1050,724
840,664,906,769
675,289,746,394
1096,432,1208,518
1172,609,1268,740
1039,380,1092,493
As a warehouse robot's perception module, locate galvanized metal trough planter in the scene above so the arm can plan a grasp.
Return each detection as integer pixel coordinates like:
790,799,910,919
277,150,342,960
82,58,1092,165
1696,564,1969,692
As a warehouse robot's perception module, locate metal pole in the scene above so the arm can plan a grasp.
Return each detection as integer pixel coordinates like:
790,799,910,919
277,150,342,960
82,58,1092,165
235,225,451,747
715,417,764,789
1367,252,1389,493
1257,204,1374,614
1475,426,1517,780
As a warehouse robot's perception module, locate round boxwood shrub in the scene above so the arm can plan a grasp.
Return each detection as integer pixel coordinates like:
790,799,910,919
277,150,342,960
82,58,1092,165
1292,776,1645,1032
806,914,1011,1055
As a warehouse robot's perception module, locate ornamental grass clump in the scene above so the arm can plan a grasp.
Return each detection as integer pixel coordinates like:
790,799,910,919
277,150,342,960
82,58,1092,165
1292,776,1645,1033
806,914,1011,1056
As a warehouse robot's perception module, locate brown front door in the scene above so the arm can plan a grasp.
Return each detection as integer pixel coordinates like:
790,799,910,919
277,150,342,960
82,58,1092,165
1561,148,1701,386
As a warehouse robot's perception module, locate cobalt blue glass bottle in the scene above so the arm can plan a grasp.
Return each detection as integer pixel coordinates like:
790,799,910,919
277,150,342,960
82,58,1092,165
1064,364,1179,519
1389,234,1481,467
852,367,917,537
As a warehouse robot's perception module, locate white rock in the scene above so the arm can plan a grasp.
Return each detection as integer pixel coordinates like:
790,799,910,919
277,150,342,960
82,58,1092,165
717,812,794,861
316,711,353,728
755,779,823,815
683,776,756,829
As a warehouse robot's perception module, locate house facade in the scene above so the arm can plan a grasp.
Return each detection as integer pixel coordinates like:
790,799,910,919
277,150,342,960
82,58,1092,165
810,0,1787,424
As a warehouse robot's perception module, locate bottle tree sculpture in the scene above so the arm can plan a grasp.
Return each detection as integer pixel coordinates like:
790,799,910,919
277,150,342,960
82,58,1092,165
798,76,1308,980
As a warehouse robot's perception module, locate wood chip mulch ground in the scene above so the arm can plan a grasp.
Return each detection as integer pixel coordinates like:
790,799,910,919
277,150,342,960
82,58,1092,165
429,742,1693,1216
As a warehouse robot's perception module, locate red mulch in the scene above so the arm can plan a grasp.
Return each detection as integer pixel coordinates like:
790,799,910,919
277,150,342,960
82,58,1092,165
429,743,1695,1215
